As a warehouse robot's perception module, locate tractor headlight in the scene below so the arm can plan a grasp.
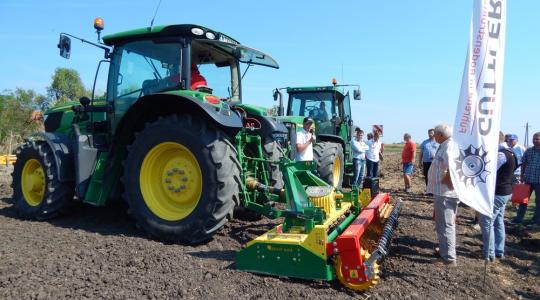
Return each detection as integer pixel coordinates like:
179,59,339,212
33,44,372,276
205,32,216,39
191,28,204,36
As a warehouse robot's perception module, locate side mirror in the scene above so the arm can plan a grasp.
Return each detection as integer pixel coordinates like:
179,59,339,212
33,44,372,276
273,88,284,116
58,35,71,59
79,96,91,107
353,88,361,100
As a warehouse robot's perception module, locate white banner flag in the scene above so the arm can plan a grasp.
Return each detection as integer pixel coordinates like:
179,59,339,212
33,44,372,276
449,0,506,218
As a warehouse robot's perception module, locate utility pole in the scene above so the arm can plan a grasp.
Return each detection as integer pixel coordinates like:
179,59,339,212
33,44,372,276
524,122,529,148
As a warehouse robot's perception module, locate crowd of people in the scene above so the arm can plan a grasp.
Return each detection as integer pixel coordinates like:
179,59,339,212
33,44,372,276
400,125,540,266
293,116,539,266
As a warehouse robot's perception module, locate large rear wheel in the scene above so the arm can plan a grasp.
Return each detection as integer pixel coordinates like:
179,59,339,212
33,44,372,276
313,142,344,188
122,115,241,243
263,139,284,188
11,141,73,220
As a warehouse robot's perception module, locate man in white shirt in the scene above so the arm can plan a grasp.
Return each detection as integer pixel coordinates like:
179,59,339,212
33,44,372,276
296,117,315,161
366,131,382,177
351,128,369,187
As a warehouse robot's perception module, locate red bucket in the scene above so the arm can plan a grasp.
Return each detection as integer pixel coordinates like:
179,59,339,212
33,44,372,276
511,183,532,205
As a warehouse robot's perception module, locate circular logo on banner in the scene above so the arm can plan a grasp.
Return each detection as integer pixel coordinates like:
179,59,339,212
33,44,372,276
455,145,490,186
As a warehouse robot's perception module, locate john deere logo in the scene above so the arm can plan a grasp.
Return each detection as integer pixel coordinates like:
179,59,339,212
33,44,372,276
455,145,490,186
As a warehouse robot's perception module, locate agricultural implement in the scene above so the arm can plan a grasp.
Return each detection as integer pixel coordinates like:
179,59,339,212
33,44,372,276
11,19,401,291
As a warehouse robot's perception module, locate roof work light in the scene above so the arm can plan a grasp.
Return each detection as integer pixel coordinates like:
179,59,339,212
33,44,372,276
94,17,104,42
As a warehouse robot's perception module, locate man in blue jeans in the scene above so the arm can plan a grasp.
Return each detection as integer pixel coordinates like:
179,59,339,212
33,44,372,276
478,132,516,261
351,128,368,187
510,132,540,227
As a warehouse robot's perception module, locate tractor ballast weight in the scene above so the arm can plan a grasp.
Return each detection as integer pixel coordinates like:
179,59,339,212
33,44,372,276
11,20,401,291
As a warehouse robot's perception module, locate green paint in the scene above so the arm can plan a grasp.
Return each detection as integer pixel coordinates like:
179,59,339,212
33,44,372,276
83,151,109,206
236,241,335,281
235,103,270,116
327,212,356,242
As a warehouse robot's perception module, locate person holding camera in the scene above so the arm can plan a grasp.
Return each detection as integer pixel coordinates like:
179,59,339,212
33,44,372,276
296,117,315,161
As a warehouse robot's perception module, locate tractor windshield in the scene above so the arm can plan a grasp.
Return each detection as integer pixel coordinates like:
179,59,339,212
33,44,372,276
288,91,337,135
116,40,182,100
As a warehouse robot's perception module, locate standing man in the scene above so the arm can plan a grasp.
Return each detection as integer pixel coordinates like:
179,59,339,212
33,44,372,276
510,132,540,227
506,134,527,183
366,131,382,178
295,117,315,161
402,133,416,193
351,128,369,187
427,123,459,266
419,129,439,189
478,132,516,261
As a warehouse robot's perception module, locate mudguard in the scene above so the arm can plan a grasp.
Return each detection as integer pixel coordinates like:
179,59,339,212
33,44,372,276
29,132,75,182
139,93,243,130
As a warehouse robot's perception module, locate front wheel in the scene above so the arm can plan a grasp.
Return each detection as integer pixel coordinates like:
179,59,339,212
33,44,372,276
11,141,73,220
122,115,241,244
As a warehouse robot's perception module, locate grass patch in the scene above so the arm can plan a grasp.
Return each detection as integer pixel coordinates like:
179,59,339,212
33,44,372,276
384,144,405,153
507,191,537,224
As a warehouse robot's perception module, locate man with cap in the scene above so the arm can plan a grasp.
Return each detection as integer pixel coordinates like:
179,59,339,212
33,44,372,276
296,117,316,161
506,134,526,183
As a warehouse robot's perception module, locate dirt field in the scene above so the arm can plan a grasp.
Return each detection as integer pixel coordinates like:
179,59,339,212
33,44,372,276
1,152,539,299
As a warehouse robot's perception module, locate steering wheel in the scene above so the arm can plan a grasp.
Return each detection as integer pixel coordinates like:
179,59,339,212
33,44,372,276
305,105,319,117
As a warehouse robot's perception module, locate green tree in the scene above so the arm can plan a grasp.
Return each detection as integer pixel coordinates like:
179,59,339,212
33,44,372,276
0,88,44,147
47,68,88,104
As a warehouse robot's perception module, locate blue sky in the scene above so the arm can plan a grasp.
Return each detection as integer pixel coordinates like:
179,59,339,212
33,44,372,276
1,0,538,144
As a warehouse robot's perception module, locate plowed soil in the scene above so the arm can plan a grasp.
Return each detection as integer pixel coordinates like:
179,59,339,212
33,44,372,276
1,152,539,299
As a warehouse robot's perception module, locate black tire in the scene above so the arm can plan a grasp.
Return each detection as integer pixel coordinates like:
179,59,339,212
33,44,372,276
11,141,73,220
263,139,284,189
313,142,344,188
122,115,241,244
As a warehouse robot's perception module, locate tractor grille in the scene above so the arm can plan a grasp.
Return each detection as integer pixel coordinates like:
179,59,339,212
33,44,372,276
44,112,63,132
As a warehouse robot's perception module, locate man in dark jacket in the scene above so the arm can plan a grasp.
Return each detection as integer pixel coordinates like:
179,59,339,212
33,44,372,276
478,132,517,261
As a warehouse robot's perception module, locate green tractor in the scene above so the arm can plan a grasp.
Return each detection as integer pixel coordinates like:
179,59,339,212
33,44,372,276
273,80,361,188
11,19,286,243
11,19,401,291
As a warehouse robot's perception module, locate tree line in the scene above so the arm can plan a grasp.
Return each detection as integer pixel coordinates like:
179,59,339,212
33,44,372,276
0,68,88,152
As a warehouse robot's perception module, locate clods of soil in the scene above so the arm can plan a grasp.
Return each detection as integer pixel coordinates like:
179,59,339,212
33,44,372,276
0,154,539,299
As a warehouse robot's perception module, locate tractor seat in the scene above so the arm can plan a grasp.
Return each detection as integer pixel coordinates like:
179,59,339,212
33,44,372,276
142,79,160,95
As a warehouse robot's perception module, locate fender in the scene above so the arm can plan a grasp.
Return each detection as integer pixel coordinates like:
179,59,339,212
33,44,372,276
250,115,288,143
139,93,243,129
29,132,75,182
317,134,345,151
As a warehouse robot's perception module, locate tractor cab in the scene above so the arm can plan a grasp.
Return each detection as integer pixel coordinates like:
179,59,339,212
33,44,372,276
287,86,346,137
284,81,360,139
101,25,279,104
56,22,279,135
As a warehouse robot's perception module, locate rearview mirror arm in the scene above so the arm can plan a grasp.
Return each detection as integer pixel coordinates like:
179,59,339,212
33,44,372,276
60,33,112,59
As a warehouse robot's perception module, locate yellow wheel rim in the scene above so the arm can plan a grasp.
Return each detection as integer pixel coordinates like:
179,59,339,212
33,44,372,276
21,159,46,207
334,248,380,291
139,142,203,221
332,156,342,187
